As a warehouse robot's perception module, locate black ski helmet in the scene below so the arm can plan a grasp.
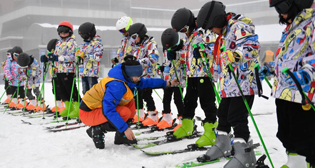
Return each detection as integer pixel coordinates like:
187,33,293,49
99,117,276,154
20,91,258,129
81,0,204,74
12,46,23,54
78,22,96,42
270,0,313,9
47,39,58,52
171,8,195,32
161,28,179,50
128,23,147,41
197,1,226,30
17,52,30,67
28,55,34,66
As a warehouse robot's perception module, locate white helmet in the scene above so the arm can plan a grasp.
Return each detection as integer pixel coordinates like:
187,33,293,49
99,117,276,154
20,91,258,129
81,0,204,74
116,16,133,31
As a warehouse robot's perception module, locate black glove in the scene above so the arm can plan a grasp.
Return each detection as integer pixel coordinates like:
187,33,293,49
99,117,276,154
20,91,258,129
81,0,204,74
193,47,201,59
112,57,119,63
47,52,58,62
159,65,164,73
40,55,48,63
167,50,176,60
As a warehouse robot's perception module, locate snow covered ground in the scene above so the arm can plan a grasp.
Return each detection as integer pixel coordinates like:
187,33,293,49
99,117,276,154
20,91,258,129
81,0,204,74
0,81,290,168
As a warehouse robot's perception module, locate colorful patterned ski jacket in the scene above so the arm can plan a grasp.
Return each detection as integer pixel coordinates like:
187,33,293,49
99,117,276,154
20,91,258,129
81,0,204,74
78,36,103,77
183,28,216,77
2,52,12,80
270,9,315,104
4,60,27,86
83,63,167,133
162,49,186,88
213,13,260,98
54,35,77,73
132,36,159,78
115,36,134,64
26,59,42,89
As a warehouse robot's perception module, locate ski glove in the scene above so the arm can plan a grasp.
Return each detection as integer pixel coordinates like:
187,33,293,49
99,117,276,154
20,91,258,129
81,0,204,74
258,62,275,80
193,46,201,59
40,55,48,63
281,69,311,92
47,52,58,62
112,57,119,64
167,50,176,60
75,50,84,59
159,65,165,73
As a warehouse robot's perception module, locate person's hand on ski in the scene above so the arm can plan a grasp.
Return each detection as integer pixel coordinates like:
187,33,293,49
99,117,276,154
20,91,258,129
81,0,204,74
124,127,136,141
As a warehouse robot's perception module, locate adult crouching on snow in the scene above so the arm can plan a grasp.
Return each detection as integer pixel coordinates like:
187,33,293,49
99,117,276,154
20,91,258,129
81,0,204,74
79,55,179,149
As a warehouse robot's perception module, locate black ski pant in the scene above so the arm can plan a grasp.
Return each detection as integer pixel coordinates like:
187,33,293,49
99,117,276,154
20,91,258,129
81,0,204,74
134,88,156,111
4,79,13,95
163,87,184,117
183,77,217,123
276,99,315,165
26,87,42,101
55,73,81,102
52,77,62,101
82,77,98,95
217,96,254,142
10,86,25,99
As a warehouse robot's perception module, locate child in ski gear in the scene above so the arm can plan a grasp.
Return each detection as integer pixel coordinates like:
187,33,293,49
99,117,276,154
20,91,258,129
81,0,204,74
2,49,13,105
159,28,186,130
5,50,29,110
54,21,81,118
77,22,103,95
266,0,315,167
79,55,179,149
41,38,64,113
25,55,44,112
170,7,218,148
196,1,260,167
112,16,133,66
128,23,160,126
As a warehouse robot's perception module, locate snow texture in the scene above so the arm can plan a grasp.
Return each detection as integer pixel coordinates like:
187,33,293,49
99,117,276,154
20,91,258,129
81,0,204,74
0,81,293,168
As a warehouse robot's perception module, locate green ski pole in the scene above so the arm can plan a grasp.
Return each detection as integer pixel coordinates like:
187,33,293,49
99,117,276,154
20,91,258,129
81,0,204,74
171,60,184,101
227,63,274,168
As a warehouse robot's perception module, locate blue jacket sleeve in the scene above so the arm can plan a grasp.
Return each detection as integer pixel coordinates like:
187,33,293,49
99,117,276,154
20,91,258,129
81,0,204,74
102,80,129,133
137,78,167,89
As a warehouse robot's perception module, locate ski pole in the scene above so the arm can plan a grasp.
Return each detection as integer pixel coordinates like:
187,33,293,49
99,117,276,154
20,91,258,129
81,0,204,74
4,73,22,113
48,50,60,120
153,89,162,101
227,63,274,168
3,89,17,114
282,68,315,111
171,60,184,101
135,88,141,131
194,43,221,104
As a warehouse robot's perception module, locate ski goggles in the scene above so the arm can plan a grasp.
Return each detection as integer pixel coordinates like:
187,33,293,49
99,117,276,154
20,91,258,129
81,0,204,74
119,28,127,34
57,26,72,34
13,53,19,57
179,25,189,33
130,33,139,40
274,0,292,14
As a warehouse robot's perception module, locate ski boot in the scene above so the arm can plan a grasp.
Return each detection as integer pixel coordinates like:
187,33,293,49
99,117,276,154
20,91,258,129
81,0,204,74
8,98,18,108
195,122,217,147
142,110,159,126
197,131,232,162
173,116,182,132
86,125,106,149
16,99,27,110
26,99,36,112
280,152,307,168
224,138,257,168
69,101,80,118
173,118,194,139
114,131,137,145
133,108,145,123
3,96,11,104
157,113,173,129
59,101,71,117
